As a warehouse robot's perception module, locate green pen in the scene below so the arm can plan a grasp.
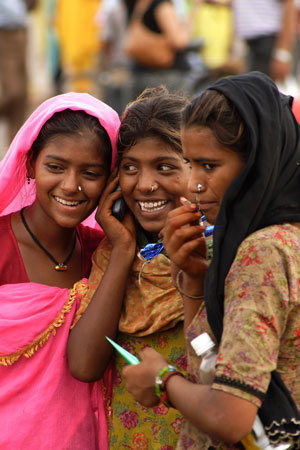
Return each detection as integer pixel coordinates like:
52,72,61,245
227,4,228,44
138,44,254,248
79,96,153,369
105,336,140,365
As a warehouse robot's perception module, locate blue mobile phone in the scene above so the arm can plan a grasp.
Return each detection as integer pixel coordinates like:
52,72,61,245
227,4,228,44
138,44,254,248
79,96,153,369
112,184,126,221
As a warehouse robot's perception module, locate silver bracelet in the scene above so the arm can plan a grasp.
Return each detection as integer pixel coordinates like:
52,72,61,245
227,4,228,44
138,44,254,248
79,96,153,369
175,270,204,299
273,48,292,63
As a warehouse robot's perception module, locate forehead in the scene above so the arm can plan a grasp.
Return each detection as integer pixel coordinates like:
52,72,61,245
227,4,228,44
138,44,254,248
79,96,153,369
122,136,181,161
182,126,233,160
38,132,107,163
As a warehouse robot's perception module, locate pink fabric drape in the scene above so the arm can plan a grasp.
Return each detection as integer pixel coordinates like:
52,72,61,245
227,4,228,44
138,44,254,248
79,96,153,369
0,281,108,449
0,93,120,449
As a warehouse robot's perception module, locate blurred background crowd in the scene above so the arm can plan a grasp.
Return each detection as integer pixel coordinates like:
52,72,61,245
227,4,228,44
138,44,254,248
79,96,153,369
1,0,300,160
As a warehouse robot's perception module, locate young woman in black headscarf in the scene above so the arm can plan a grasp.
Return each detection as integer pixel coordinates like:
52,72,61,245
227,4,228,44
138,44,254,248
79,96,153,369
122,71,300,449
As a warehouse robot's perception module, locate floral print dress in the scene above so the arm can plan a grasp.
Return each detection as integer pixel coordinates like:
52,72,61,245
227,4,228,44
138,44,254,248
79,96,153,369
109,325,186,449
177,224,300,449
83,238,187,449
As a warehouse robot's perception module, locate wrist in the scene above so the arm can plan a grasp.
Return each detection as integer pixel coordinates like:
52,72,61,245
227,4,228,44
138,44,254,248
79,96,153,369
176,270,204,299
154,365,184,407
273,48,292,63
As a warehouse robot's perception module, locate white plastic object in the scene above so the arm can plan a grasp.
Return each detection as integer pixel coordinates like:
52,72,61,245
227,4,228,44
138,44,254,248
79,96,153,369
191,332,217,384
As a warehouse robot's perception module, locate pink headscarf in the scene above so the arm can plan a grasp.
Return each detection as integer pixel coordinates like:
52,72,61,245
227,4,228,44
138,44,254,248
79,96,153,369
0,92,120,220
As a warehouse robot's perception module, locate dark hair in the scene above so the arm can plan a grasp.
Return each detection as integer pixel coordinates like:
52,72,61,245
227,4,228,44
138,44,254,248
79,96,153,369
123,0,136,20
117,86,188,161
28,109,112,169
182,90,248,162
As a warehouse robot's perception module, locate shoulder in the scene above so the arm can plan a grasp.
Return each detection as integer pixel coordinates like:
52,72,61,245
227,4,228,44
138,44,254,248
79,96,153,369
77,223,104,242
236,224,300,260
77,224,104,253
0,213,13,234
148,0,171,14
0,213,15,246
226,224,300,297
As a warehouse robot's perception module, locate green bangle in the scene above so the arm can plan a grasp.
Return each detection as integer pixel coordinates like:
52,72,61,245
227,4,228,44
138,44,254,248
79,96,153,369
154,364,184,407
155,365,175,397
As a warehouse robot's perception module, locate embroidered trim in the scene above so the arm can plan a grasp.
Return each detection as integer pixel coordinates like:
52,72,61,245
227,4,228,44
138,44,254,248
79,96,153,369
214,375,266,401
0,281,85,366
101,377,113,424
70,281,90,329
215,377,300,446
265,417,300,446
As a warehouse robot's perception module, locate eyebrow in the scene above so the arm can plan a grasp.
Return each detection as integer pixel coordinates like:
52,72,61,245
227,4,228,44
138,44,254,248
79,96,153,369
184,156,221,163
122,155,181,162
45,154,106,168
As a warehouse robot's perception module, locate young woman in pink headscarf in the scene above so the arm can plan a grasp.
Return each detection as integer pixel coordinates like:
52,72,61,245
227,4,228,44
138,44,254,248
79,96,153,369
0,92,120,449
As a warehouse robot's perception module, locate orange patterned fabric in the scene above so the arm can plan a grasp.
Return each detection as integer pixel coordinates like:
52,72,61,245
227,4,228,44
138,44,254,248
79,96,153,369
84,238,184,336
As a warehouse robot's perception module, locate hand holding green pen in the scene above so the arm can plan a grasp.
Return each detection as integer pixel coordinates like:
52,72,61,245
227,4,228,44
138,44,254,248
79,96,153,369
105,336,140,365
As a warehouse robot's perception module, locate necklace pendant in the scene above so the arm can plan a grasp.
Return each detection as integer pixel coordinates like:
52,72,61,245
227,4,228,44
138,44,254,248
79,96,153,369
55,263,68,271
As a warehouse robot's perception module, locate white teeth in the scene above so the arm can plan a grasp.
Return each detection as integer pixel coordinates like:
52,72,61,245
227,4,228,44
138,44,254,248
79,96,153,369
54,196,80,207
139,200,168,212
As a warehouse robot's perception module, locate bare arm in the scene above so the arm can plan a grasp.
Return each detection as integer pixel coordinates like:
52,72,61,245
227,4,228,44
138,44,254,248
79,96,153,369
270,0,297,81
155,1,190,49
67,178,136,381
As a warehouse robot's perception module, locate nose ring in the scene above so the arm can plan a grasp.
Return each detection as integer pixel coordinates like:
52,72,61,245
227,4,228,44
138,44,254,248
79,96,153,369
78,186,82,192
197,184,202,193
151,184,157,193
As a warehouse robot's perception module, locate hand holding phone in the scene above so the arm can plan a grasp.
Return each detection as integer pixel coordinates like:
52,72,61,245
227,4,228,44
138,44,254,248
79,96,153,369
112,184,126,221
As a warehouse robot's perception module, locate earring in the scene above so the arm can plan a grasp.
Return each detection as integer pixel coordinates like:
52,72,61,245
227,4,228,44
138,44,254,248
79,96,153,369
197,184,202,193
27,175,31,185
78,186,82,192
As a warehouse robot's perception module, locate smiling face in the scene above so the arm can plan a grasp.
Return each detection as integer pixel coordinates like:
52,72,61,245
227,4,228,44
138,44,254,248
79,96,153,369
28,131,110,228
182,126,245,224
119,136,190,234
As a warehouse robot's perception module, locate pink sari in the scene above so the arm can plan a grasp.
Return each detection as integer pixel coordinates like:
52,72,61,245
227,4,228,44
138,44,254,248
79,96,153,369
0,93,120,449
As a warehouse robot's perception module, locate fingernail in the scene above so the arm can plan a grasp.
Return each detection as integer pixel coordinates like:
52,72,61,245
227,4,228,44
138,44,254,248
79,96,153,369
180,196,191,205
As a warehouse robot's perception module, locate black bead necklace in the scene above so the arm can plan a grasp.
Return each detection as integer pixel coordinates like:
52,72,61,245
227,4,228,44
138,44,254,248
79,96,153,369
20,207,77,271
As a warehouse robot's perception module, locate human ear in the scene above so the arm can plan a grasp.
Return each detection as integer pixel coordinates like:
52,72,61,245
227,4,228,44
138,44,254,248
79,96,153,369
25,149,35,180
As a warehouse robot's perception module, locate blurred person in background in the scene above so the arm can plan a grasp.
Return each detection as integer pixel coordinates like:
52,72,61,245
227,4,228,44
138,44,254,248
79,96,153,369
54,0,101,94
0,0,37,144
293,0,300,81
190,0,234,72
189,0,245,80
232,0,297,83
95,0,130,115
123,0,193,100
43,0,63,95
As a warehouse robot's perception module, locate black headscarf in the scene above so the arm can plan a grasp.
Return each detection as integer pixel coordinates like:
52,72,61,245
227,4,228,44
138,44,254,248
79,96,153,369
203,72,300,445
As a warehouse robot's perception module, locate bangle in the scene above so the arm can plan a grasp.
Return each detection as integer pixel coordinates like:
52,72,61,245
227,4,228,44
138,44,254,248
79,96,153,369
155,364,184,407
273,48,292,63
176,270,204,299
